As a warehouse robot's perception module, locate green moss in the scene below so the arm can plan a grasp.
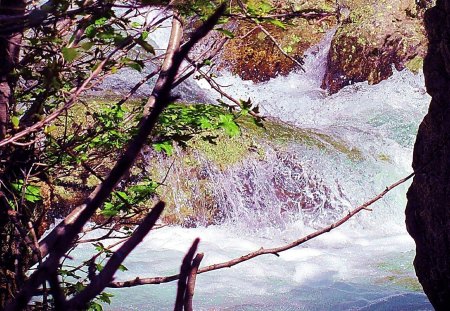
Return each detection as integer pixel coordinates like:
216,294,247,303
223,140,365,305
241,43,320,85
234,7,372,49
377,153,391,162
405,56,424,73
237,116,363,161
54,185,72,200
376,253,423,292
188,132,253,170
86,174,100,188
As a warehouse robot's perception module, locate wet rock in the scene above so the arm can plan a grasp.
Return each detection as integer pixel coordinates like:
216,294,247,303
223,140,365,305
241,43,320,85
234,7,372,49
406,0,450,309
218,0,338,82
322,0,427,94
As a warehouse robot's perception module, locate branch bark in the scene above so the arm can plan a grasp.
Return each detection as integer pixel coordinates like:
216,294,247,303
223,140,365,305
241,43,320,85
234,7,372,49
0,0,26,139
184,253,204,311
174,238,199,311
65,202,164,310
143,11,183,116
109,172,415,288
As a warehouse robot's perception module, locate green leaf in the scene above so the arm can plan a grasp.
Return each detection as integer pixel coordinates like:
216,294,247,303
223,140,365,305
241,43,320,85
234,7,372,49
85,25,97,38
268,18,286,29
88,302,103,311
153,141,173,156
219,114,240,137
62,47,79,62
11,116,19,128
95,17,108,26
98,292,114,304
216,28,234,38
240,98,252,109
131,21,141,28
118,264,128,272
11,180,42,203
120,57,144,72
141,31,149,40
81,41,94,50
135,38,155,54
199,116,213,129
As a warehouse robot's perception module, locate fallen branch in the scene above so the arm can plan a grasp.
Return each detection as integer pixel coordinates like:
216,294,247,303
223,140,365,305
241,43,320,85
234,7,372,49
109,172,415,288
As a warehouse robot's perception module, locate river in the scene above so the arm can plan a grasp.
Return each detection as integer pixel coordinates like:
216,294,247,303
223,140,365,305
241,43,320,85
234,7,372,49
73,27,435,309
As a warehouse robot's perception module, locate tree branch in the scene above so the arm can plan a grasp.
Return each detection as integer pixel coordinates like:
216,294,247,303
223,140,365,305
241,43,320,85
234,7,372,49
109,172,415,288
65,202,165,310
143,10,183,116
184,253,204,311
4,5,226,309
174,238,200,311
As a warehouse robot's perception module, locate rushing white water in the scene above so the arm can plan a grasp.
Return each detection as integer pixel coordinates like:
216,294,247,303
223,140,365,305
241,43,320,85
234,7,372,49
77,27,434,309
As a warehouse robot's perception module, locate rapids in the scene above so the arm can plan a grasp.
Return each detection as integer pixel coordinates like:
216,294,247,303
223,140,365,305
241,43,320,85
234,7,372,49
82,19,433,310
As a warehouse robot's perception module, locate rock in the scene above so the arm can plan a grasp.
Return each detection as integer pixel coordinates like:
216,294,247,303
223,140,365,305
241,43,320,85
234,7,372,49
218,0,338,82
322,0,427,94
406,0,450,309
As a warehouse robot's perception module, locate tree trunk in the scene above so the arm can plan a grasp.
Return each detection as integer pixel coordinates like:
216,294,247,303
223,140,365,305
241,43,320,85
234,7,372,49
0,0,25,139
0,0,27,308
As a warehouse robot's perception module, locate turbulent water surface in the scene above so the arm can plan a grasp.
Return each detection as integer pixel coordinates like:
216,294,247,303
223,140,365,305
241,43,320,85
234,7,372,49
79,24,434,310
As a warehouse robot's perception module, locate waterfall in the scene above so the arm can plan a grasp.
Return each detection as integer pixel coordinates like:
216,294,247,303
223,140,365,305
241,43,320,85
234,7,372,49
74,24,433,310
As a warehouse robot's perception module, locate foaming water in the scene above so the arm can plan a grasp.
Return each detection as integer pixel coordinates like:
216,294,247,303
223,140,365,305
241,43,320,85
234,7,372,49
85,65,433,309
73,28,433,309
74,223,431,310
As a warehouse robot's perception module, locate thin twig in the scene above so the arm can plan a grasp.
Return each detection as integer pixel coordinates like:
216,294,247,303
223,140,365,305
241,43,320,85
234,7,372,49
109,172,415,288
257,24,305,70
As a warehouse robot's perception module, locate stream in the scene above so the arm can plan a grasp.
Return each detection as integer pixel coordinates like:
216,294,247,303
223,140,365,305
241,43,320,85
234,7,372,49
73,26,436,309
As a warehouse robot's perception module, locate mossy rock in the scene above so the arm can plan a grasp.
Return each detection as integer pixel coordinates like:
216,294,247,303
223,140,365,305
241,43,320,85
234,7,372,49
322,0,427,93
218,0,338,82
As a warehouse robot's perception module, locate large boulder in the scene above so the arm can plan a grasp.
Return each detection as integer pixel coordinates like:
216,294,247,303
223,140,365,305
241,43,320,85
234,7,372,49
322,0,427,93
218,0,338,82
406,0,450,309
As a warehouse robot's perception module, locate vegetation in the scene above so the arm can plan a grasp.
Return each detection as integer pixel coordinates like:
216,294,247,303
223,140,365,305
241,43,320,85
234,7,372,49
0,0,425,310
0,0,334,309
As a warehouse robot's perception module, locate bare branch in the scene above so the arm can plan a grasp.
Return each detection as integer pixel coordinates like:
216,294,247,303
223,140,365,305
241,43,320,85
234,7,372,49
109,172,415,288
174,238,200,311
257,24,304,70
143,10,183,116
65,202,165,310
48,272,66,310
184,253,204,311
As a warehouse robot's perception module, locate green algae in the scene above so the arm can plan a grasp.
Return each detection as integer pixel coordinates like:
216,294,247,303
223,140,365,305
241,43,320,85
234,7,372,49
405,56,424,73
376,252,423,292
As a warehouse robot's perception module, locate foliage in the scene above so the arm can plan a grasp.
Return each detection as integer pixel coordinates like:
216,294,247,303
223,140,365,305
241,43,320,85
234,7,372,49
0,0,299,309
153,103,241,154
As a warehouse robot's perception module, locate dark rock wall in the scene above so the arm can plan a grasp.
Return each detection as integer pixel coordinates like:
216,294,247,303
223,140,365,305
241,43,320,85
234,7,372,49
406,0,450,309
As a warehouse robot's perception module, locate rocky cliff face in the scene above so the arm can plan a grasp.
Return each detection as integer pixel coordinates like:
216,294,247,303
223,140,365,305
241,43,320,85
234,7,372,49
406,0,450,309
